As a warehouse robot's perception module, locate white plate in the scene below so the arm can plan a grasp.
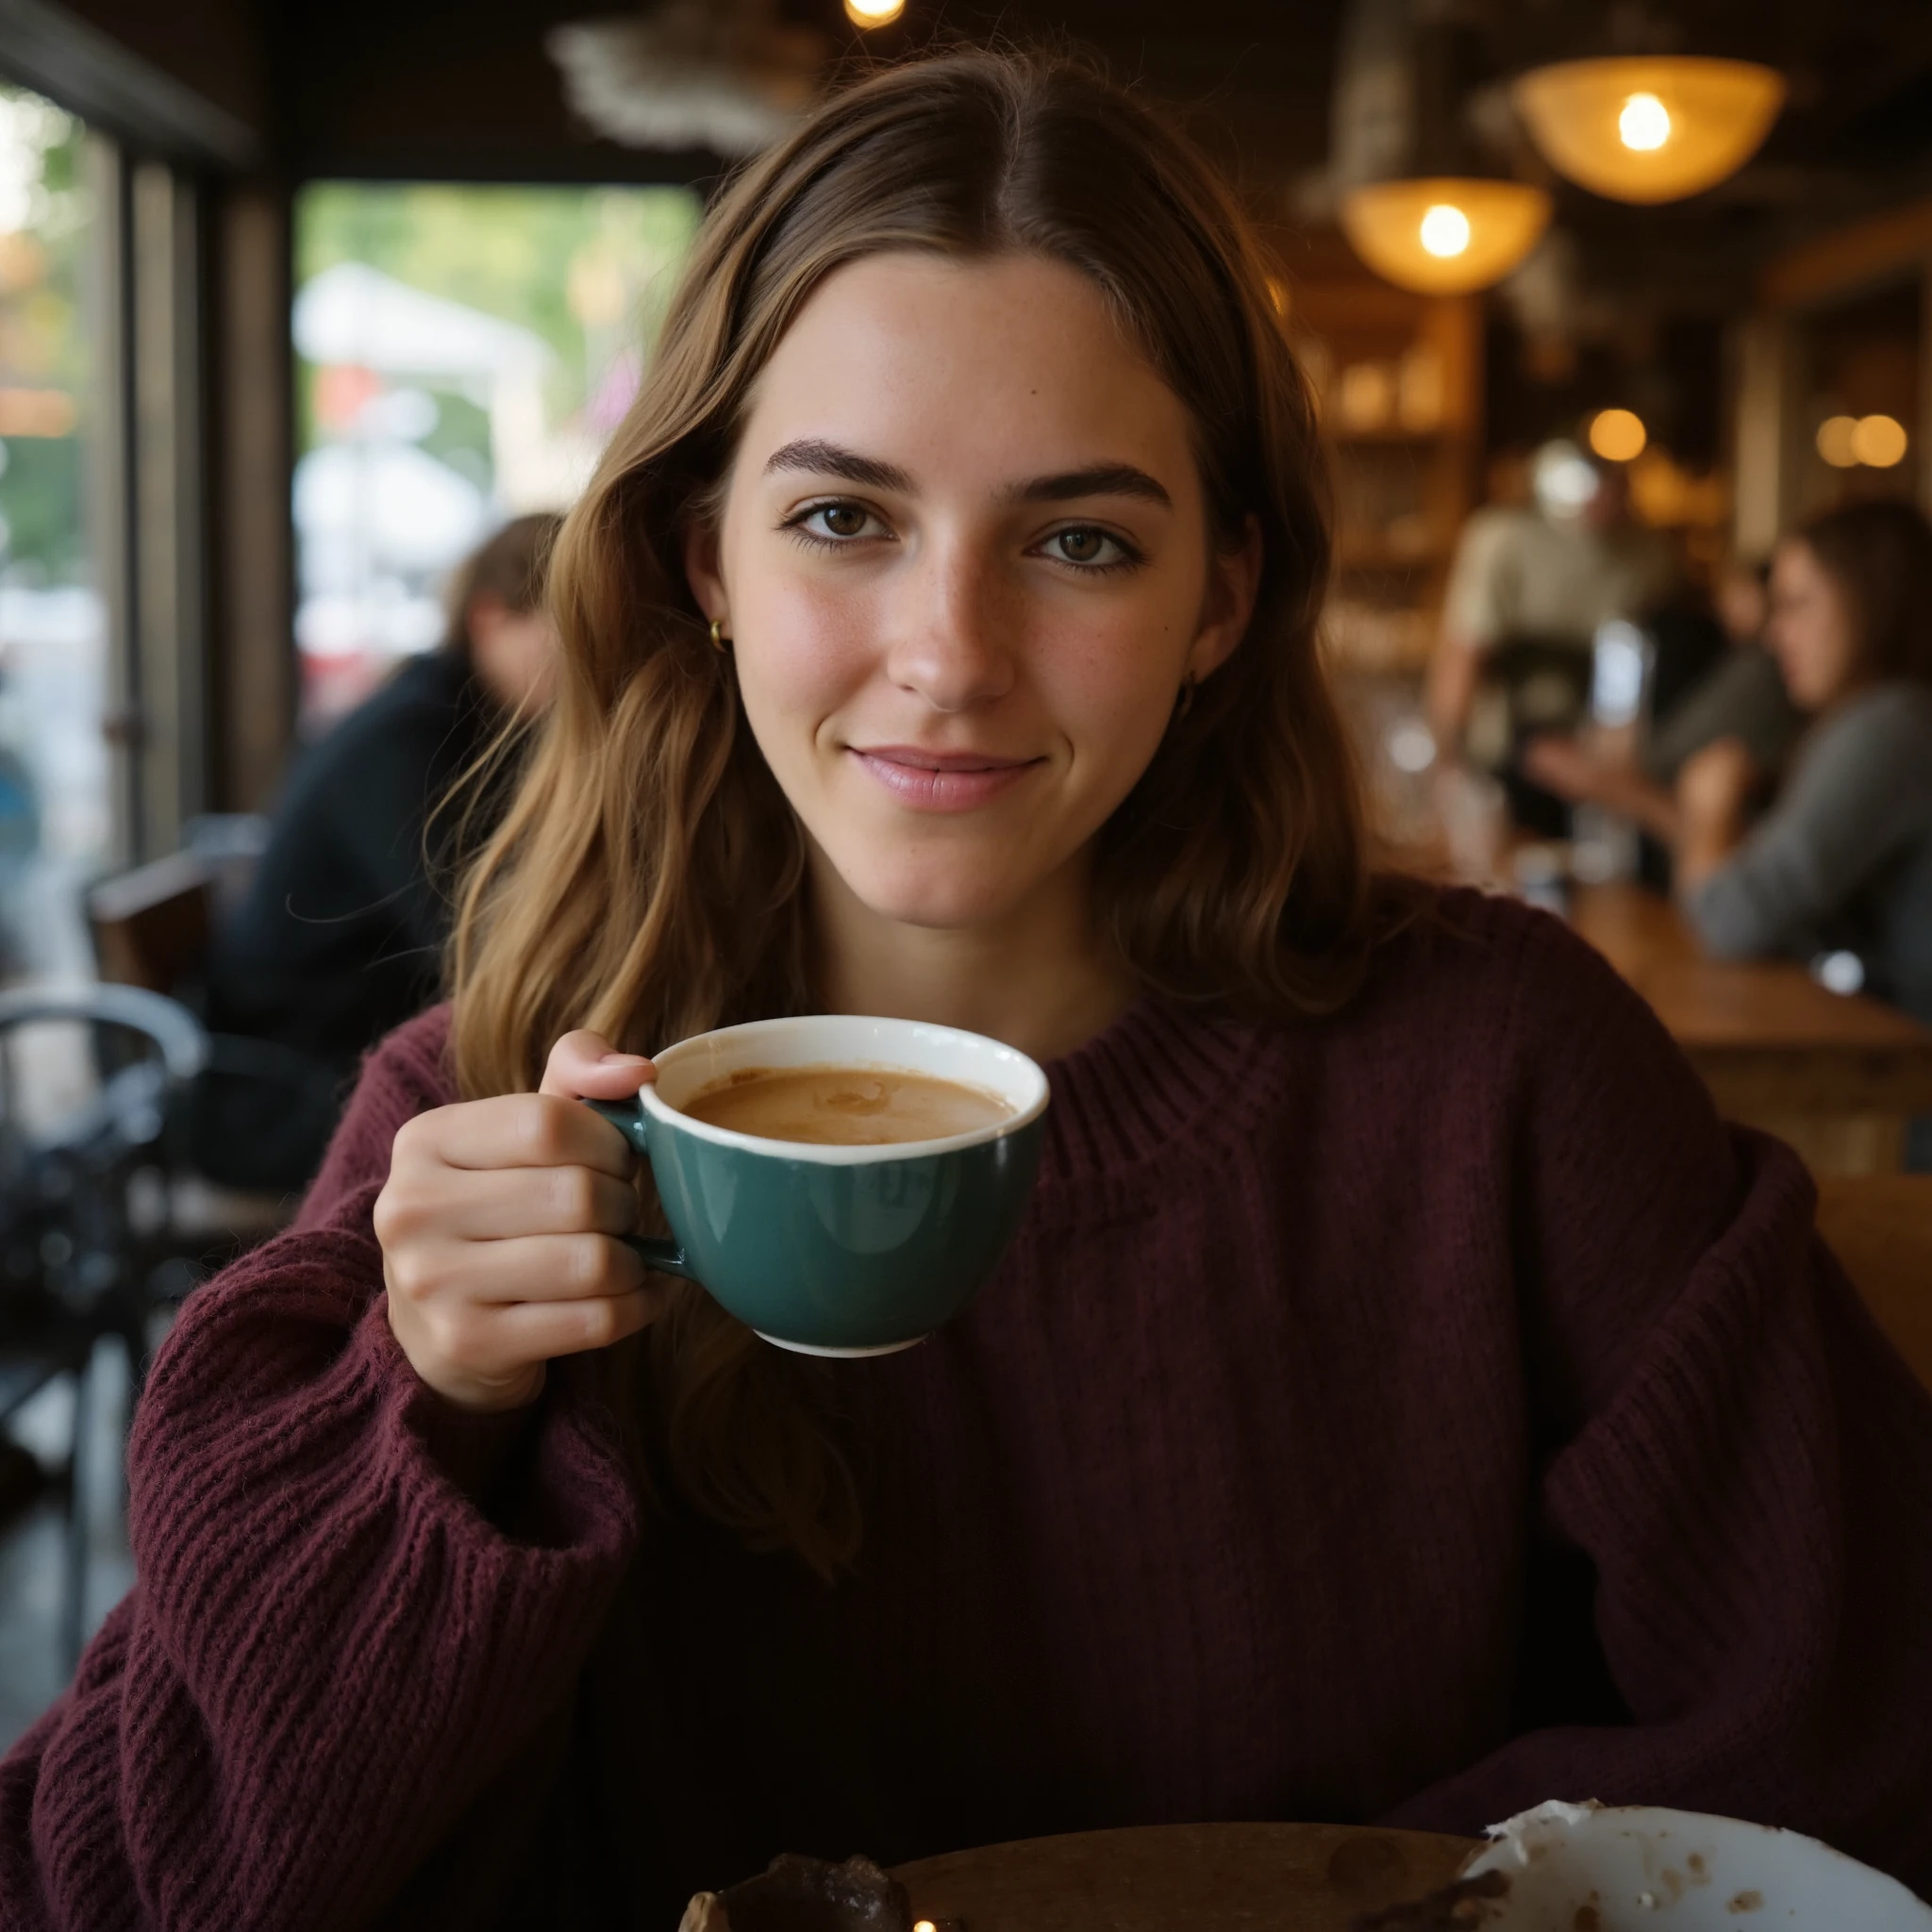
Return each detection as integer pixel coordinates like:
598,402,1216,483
1456,1803,1932,1928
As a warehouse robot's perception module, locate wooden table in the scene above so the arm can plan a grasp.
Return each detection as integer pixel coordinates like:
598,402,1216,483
893,1823,1483,1931
1568,882,1932,1174
1815,1174,1932,1385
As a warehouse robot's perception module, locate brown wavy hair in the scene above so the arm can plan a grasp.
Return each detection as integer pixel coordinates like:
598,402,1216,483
1790,497,1932,689
448,47,1374,1575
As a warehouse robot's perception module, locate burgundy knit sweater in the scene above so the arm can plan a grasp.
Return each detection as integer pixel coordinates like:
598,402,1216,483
3,891,1929,1931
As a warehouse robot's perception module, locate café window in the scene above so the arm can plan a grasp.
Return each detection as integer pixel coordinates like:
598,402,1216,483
0,83,109,974
291,181,702,733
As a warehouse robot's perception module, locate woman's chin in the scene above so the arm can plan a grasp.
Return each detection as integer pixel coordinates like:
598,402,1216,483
835,858,1047,935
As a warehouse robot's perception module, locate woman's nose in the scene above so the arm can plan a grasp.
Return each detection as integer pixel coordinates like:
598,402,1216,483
881,542,1017,713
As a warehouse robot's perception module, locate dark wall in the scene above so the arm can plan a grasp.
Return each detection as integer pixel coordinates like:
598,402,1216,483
261,0,710,183
56,0,265,134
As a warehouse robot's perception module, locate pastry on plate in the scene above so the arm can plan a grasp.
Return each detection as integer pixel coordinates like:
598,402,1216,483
679,1853,913,1932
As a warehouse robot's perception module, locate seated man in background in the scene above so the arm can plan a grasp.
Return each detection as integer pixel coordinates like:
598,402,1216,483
195,512,561,1191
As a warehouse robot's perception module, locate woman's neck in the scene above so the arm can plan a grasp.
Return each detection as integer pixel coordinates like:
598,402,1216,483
808,849,1140,1064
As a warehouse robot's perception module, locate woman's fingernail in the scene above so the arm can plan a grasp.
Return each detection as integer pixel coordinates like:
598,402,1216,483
598,1052,652,1066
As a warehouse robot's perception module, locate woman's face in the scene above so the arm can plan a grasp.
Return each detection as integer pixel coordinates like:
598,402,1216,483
1768,539,1860,711
687,251,1258,934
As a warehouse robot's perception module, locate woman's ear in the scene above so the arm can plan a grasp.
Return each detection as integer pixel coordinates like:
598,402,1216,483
1188,514,1263,683
683,519,727,628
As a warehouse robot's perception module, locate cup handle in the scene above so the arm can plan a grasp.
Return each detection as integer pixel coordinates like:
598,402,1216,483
582,1097,698,1282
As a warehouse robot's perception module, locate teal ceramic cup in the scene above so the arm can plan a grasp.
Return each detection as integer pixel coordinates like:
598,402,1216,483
587,1014,1050,1357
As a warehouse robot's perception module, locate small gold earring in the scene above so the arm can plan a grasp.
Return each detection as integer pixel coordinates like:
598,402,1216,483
708,617,732,653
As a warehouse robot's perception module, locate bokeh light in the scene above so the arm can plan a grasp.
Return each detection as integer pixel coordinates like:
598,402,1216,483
1588,408,1648,462
1849,414,1907,468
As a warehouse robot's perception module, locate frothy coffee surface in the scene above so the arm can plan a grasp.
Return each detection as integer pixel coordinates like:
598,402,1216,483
679,1063,1014,1145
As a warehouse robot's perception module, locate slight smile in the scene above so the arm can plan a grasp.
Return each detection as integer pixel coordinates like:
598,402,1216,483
848,745,1044,812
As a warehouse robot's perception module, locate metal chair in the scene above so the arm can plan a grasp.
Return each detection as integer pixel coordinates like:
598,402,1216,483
0,983,209,1667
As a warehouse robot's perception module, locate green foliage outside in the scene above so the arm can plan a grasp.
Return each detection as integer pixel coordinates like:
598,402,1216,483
0,83,93,583
294,181,703,466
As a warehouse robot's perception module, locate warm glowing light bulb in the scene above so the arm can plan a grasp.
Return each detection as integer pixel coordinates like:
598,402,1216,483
1851,413,1908,468
1418,204,1471,258
1618,92,1672,151
1588,408,1647,462
844,0,905,21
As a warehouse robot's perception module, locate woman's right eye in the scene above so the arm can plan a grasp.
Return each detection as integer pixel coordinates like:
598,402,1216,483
790,500,886,543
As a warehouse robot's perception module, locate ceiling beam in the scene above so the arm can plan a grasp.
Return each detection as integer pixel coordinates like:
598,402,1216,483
0,0,258,166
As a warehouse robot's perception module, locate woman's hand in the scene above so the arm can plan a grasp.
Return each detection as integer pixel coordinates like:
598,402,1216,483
1522,732,1604,803
1676,736,1757,828
375,1031,667,1414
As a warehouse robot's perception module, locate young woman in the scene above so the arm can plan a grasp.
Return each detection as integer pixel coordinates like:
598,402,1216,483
6,53,1932,1931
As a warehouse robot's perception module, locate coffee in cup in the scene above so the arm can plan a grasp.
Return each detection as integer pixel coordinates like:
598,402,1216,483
678,1064,1014,1146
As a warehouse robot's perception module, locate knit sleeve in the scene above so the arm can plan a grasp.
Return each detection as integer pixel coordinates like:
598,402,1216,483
0,1009,642,1932
1385,912,1932,1892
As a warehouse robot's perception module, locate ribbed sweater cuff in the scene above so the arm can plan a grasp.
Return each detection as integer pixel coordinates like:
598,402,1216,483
358,1300,541,1510
411,1391,541,1508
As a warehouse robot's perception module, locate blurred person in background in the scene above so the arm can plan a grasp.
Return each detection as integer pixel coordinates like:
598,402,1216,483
1523,554,1804,842
1425,441,1679,789
195,511,562,1191
1674,500,1932,1166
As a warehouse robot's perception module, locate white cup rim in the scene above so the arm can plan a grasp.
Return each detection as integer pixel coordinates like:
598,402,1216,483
634,1013,1050,1164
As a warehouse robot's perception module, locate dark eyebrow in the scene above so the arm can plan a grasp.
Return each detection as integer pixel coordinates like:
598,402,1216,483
763,438,913,492
1005,463,1172,509
764,440,1172,512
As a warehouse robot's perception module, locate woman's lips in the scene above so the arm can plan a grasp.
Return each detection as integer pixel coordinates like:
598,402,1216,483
849,746,1041,812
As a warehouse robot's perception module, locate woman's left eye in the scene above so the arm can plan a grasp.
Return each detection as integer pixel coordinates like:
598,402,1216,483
1039,525,1138,570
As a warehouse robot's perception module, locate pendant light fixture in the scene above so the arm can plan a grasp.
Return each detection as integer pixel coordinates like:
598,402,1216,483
1339,176,1552,295
1510,54,1785,205
1329,0,1551,297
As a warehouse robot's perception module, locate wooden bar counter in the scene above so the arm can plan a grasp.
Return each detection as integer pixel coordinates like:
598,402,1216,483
1567,882,1932,1173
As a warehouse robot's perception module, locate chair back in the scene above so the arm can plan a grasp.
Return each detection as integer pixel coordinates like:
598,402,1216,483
1816,1175,1932,1389
86,852,213,993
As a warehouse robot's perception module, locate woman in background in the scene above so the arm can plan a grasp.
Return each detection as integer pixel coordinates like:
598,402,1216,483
1676,498,1932,1164
197,511,561,1191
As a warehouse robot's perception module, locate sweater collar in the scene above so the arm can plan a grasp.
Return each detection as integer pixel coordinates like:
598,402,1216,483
1035,995,1272,1182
